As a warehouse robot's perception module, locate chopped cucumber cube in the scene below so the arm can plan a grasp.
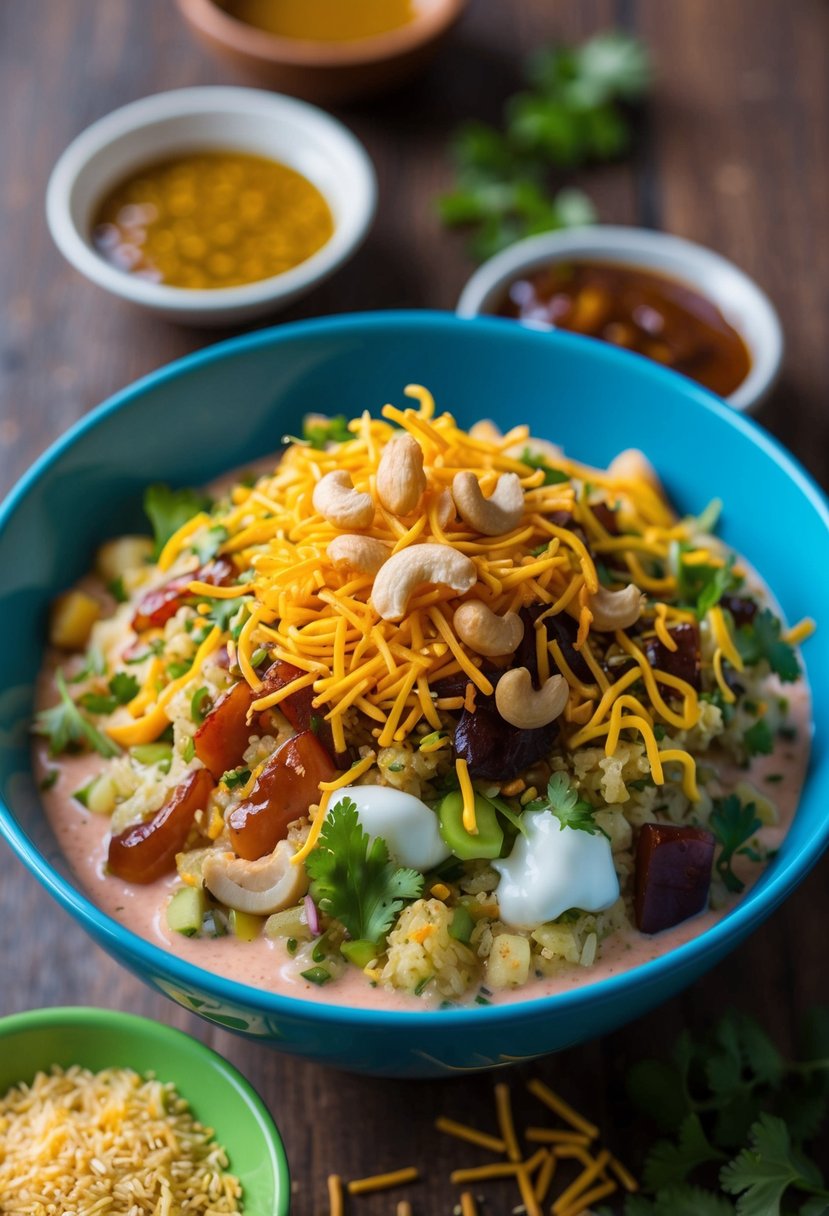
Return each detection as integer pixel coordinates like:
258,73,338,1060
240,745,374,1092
166,887,206,937
340,939,378,968
229,909,262,942
438,790,503,860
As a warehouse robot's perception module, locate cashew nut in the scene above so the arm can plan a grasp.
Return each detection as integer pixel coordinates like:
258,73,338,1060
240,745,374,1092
312,470,374,530
453,600,524,657
434,489,456,529
202,840,308,915
608,448,664,496
495,668,569,729
376,433,427,515
327,533,390,575
469,419,503,443
452,471,524,536
589,583,645,632
372,543,476,622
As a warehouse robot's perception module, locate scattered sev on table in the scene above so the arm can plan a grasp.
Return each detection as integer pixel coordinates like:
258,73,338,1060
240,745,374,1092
326,1073,636,1214
0,1064,243,1215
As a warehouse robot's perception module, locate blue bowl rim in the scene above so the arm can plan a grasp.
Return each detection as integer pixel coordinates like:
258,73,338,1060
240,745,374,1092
0,1004,291,1207
1,308,828,1029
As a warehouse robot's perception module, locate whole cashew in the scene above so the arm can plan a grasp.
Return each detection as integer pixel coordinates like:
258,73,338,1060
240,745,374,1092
608,448,664,496
589,583,645,632
327,533,391,575
495,668,569,729
312,470,374,530
372,543,476,621
454,600,524,657
452,471,524,536
202,840,308,915
469,419,503,443
376,433,427,516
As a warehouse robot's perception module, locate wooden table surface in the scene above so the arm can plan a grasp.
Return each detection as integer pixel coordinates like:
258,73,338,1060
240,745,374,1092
2,2,828,1212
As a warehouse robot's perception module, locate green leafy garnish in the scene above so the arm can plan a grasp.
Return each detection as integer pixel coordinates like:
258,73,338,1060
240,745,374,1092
182,736,195,763
306,798,423,944
709,795,763,894
222,766,251,789
108,575,127,603
743,719,774,758
77,672,139,716
302,414,351,450
34,671,120,758
40,769,59,791
720,1114,829,1214
736,608,801,683
191,524,229,564
300,965,333,986
519,448,570,485
439,31,650,260
144,483,211,559
67,645,106,684
525,771,605,836
190,686,211,724
670,541,741,618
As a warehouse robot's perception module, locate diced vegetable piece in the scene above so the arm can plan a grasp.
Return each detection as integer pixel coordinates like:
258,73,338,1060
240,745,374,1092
438,791,503,860
131,742,173,769
486,933,531,988
49,590,101,651
258,660,342,763
340,939,378,968
264,903,312,941
642,621,701,691
193,679,255,779
83,773,118,815
132,557,234,632
454,700,556,782
531,922,580,963
108,768,214,883
229,908,263,942
96,536,153,583
228,730,337,861
449,904,474,944
167,886,206,936
634,822,715,934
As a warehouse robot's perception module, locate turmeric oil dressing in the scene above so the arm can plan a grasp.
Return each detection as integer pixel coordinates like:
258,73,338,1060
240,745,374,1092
91,151,334,290
221,0,418,42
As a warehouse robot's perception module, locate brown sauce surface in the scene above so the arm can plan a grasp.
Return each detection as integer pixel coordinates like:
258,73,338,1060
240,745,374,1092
497,260,752,397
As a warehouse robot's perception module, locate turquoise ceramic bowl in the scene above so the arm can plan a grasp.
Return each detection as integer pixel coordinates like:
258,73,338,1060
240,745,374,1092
0,1006,289,1214
0,312,827,1076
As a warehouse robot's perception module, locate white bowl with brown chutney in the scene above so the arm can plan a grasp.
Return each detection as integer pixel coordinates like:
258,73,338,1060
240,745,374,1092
456,226,783,413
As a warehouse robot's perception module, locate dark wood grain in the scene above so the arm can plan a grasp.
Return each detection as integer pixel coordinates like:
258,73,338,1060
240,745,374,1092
1,2,828,1212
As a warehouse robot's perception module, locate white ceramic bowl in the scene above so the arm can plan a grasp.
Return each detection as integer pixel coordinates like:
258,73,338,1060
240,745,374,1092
456,226,783,413
46,86,377,325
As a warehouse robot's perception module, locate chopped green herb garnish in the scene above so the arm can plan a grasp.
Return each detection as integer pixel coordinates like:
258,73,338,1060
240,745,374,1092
736,608,801,683
671,541,741,618
250,647,270,669
764,773,784,784
524,771,605,836
131,742,174,771
144,483,211,559
182,736,195,764
654,724,667,742
387,762,405,773
77,672,139,716
191,524,229,564
67,645,106,683
307,798,423,944
190,686,211,724
72,778,97,808
475,994,491,1006
222,766,251,790
167,660,192,679
34,671,120,758
743,719,774,758
107,575,127,603
302,414,351,450
300,965,333,986
710,795,763,894
414,976,432,997
40,769,59,791
286,937,298,955
519,448,570,485
309,714,322,736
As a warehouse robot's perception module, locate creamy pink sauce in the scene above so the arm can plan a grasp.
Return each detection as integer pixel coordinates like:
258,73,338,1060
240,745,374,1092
35,683,811,1012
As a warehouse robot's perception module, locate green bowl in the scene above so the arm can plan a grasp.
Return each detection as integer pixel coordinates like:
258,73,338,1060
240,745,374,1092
0,1006,290,1215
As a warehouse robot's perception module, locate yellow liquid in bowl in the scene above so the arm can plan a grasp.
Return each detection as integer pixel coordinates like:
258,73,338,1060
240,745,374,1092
91,151,334,291
221,0,418,42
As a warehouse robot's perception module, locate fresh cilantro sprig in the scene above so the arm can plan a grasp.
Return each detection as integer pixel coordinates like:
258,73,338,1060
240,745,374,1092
302,414,351,450
144,483,211,559
525,771,606,836
306,798,424,945
618,1009,829,1216
191,524,229,564
34,671,120,758
670,541,742,619
709,795,763,894
736,608,801,683
77,671,139,716
439,31,651,261
519,447,570,485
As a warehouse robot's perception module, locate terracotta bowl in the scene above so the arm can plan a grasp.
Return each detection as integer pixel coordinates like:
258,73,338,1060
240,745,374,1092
176,0,468,104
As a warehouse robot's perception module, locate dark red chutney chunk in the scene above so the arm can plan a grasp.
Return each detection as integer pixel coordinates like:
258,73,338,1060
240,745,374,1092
635,822,715,934
642,621,701,691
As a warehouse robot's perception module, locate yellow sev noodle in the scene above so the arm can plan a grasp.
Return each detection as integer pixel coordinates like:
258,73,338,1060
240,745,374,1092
115,385,772,802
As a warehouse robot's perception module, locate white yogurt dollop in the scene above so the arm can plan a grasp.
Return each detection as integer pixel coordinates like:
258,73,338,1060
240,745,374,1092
330,785,451,871
492,809,620,929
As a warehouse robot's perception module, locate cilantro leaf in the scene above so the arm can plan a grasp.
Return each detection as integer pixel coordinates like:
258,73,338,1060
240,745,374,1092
67,644,107,684
109,671,139,705
529,771,606,835
626,1057,690,1132
34,671,120,758
736,609,801,683
519,447,570,485
624,1186,735,1216
302,414,351,450
144,483,211,559
743,719,774,758
307,799,423,944
77,671,139,716
671,541,741,618
710,795,762,894
720,1114,828,1215
191,524,229,564
643,1114,725,1190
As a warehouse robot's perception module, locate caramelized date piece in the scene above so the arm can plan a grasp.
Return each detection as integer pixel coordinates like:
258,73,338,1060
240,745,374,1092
194,679,255,779
454,700,557,782
643,622,701,691
259,660,343,764
634,822,715,934
132,558,235,632
720,594,758,628
228,730,337,861
108,769,214,884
